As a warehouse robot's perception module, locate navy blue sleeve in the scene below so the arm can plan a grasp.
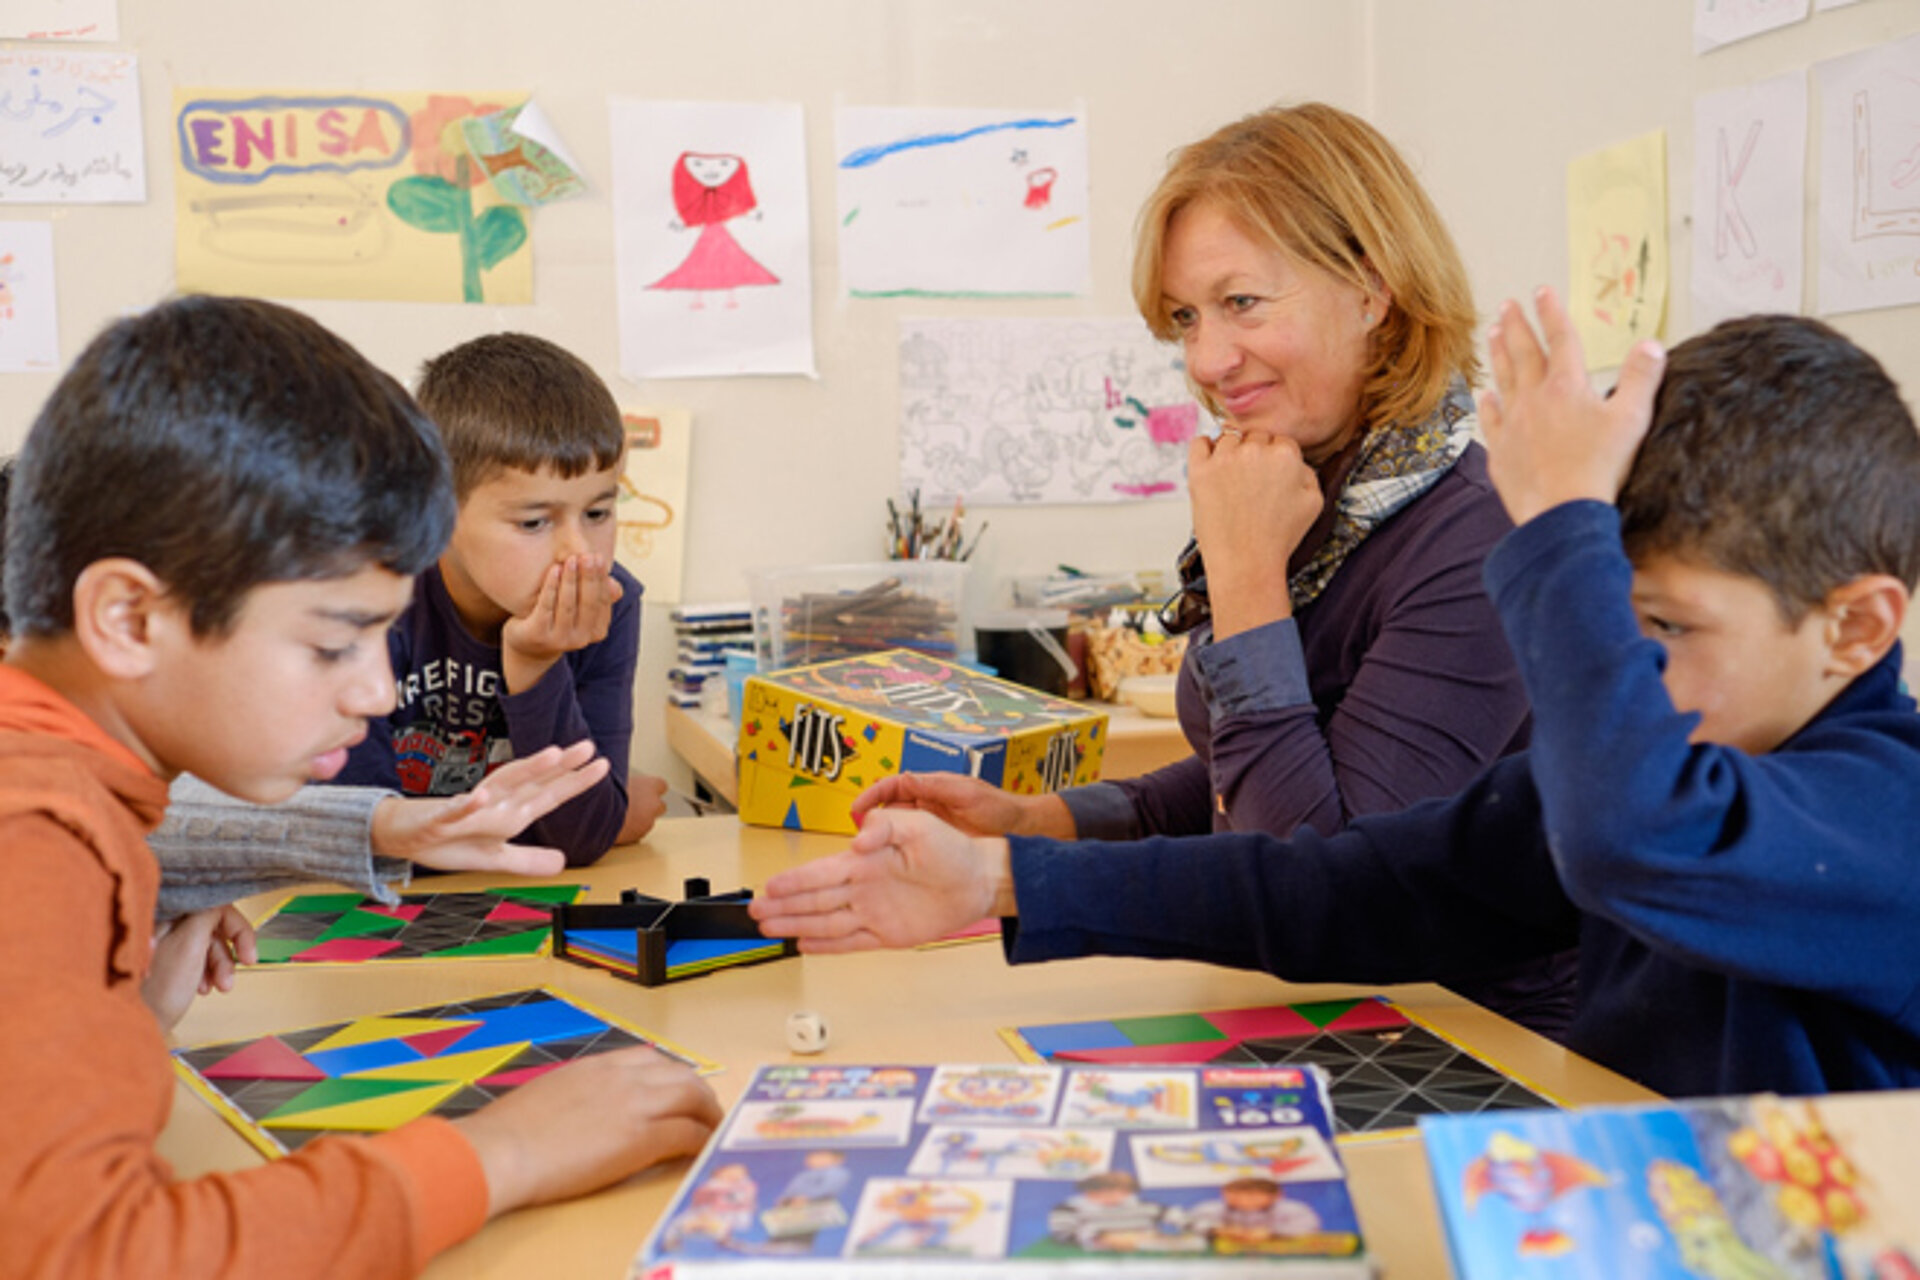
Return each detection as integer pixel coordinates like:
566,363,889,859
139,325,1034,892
502,564,641,865
1003,752,1578,984
1486,501,1920,1011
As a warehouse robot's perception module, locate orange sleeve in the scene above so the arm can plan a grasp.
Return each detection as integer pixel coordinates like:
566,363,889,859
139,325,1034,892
0,812,490,1279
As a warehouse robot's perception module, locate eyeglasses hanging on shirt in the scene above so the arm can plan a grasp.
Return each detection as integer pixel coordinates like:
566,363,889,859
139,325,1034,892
1157,537,1210,637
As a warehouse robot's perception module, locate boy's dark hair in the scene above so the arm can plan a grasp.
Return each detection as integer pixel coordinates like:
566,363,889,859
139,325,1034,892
1619,314,1920,622
415,333,625,499
4,295,454,640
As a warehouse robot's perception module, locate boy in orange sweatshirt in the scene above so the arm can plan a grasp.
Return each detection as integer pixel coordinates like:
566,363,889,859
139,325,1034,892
0,295,721,1278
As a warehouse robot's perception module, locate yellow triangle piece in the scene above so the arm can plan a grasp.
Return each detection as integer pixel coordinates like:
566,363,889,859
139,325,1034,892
306,1017,478,1054
349,1043,526,1084
264,1081,465,1132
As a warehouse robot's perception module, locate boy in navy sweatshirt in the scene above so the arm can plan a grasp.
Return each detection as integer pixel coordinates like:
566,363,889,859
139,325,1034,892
751,292,1920,1100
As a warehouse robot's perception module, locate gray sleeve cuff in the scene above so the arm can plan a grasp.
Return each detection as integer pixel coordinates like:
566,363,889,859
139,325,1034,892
1057,782,1143,841
1189,619,1311,717
153,777,409,919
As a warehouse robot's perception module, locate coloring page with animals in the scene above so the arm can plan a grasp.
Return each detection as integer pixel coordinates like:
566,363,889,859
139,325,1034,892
634,1061,1372,1278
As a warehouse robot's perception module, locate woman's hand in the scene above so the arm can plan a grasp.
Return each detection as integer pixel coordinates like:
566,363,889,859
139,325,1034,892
849,773,1074,838
1187,429,1323,640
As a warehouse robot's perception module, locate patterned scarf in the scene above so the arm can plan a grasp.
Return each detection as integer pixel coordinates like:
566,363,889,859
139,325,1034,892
1164,378,1477,630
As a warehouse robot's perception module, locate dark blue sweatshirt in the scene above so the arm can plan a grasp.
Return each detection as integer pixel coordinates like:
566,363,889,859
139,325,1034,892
1005,502,1920,1098
336,562,639,866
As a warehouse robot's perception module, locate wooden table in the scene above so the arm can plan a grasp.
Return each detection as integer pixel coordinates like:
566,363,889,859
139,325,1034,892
665,699,1195,808
159,817,1656,1278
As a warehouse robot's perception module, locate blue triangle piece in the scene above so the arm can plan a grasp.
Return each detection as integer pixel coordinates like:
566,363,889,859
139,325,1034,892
783,801,803,830
443,999,608,1052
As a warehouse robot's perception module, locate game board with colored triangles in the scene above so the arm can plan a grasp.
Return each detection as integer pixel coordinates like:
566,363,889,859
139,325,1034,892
1000,996,1559,1140
173,987,718,1157
248,885,587,966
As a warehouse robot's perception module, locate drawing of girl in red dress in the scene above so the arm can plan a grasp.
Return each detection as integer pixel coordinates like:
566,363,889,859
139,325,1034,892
649,151,780,308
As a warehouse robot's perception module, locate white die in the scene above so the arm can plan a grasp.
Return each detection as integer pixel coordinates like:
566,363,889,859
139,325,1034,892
785,1010,829,1054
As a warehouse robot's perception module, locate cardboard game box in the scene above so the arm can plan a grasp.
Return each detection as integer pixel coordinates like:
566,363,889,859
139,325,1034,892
736,649,1108,834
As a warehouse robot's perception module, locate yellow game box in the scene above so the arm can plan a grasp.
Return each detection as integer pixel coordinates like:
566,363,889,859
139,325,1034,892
736,649,1108,834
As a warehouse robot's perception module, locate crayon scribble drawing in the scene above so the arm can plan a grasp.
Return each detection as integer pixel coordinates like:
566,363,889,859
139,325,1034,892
836,105,1091,298
900,318,1197,507
1,1,119,43
614,408,691,606
1692,0,1809,54
1690,74,1805,333
648,152,779,309
1816,32,1920,315
172,89,532,304
611,99,814,379
0,49,145,204
1565,129,1668,370
0,221,59,372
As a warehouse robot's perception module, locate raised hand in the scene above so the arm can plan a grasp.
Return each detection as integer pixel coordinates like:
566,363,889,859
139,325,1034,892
1478,287,1666,526
1187,429,1323,639
749,809,1011,953
501,554,624,694
370,741,610,874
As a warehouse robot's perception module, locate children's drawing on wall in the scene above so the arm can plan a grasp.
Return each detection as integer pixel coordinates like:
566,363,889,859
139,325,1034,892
836,105,1090,298
1690,73,1805,332
610,98,815,379
1693,0,1809,54
1566,128,1669,370
456,98,587,208
614,407,691,606
172,89,535,304
1816,31,1920,315
0,221,59,372
2,0,118,41
0,49,144,203
649,152,779,306
899,318,1198,507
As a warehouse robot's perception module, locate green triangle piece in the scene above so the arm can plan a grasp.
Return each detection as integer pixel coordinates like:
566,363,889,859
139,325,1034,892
492,885,585,905
262,1075,440,1120
1110,1013,1226,1046
316,908,408,941
1289,998,1367,1030
277,892,369,915
427,930,550,958
254,937,309,964
786,775,817,789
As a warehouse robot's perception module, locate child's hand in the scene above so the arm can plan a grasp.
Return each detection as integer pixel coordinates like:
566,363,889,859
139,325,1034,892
500,554,624,693
1187,429,1322,638
371,741,610,875
452,1047,721,1216
1479,287,1666,526
143,905,257,1029
616,772,670,844
750,809,1011,952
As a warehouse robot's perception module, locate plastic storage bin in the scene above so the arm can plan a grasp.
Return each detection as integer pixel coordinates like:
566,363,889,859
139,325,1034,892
749,561,970,671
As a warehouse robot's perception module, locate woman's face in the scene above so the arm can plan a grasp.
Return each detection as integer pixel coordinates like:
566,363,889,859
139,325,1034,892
1160,199,1383,465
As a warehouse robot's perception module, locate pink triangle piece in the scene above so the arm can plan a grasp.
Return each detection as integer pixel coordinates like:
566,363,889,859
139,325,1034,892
484,900,553,924
478,1061,567,1089
202,1037,327,1081
295,937,404,963
363,904,425,922
401,1025,478,1058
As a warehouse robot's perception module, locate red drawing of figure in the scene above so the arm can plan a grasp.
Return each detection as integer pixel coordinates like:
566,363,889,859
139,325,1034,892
650,151,780,309
1025,166,1058,210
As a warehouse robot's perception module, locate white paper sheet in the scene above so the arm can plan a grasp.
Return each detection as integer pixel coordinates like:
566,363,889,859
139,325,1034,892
611,99,815,379
0,0,118,41
837,105,1090,298
0,49,144,204
1689,73,1807,331
0,221,59,373
1816,30,1920,316
899,318,1198,507
1694,0,1810,53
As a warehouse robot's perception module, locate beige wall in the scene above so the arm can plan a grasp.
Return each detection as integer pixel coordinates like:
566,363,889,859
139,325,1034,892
4,1,1917,784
